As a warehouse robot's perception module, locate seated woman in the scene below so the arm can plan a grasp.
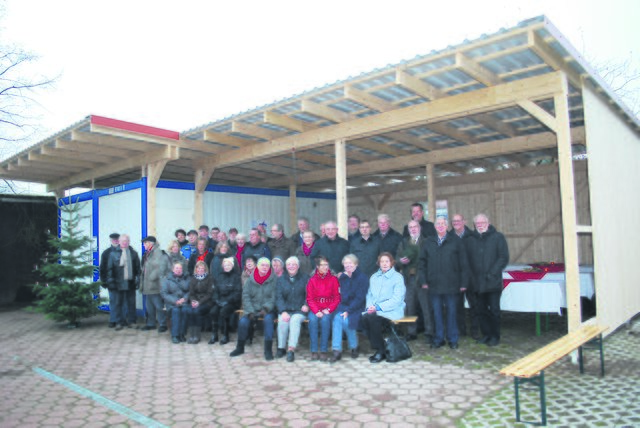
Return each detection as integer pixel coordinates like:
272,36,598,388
330,254,368,362
166,239,188,272
362,252,406,363
184,261,216,344
241,255,257,286
209,257,242,345
230,257,277,360
275,256,310,362
295,230,319,276
307,255,341,362
161,261,191,344
210,241,238,278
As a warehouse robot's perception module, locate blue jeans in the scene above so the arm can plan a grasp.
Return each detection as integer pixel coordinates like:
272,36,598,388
183,303,213,328
169,306,186,337
237,313,275,342
144,294,166,328
308,311,334,352
431,293,458,345
331,313,358,351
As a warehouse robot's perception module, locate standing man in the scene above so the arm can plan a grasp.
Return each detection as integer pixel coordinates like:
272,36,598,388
403,202,436,239
140,236,172,332
314,221,350,274
373,214,403,258
199,225,217,251
418,217,470,349
100,232,120,328
449,214,478,338
181,229,198,259
466,213,509,347
349,220,381,277
347,214,361,242
243,227,272,265
290,217,320,246
106,234,141,330
268,223,295,261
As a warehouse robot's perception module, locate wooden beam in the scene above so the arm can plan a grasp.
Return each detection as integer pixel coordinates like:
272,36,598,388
147,160,168,188
72,130,153,152
517,99,558,132
57,138,136,158
209,72,565,169
231,121,289,140
289,184,297,236
395,69,445,100
300,99,353,123
528,30,581,89
28,151,104,168
344,85,395,112
455,52,501,86
427,164,436,222
264,111,317,133
335,139,348,237
204,130,254,148
384,131,442,151
46,145,179,192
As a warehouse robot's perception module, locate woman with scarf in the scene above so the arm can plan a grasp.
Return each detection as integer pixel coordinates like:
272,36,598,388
230,257,277,360
166,239,188,272
187,237,214,276
161,261,191,344
307,255,341,362
295,230,319,276
234,233,247,269
209,257,242,345
184,261,216,344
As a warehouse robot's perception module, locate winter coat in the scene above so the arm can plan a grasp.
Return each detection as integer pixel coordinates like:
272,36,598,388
167,251,188,272
267,236,296,261
417,234,470,295
242,241,271,267
350,235,381,277
396,235,424,277
210,252,240,278
187,250,214,276
276,271,310,314
214,269,242,308
403,219,437,239
336,267,368,330
140,245,172,295
294,243,320,276
290,231,321,247
99,245,118,284
314,236,350,274
306,270,341,314
366,267,406,321
373,228,403,258
160,273,190,309
106,246,141,291
242,271,277,315
187,274,215,307
465,225,509,293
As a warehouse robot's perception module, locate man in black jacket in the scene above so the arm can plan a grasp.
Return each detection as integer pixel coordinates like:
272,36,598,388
466,214,509,347
402,202,436,239
449,214,478,338
99,232,120,328
106,234,141,330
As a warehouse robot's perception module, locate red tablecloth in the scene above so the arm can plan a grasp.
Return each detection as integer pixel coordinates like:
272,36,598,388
503,270,547,288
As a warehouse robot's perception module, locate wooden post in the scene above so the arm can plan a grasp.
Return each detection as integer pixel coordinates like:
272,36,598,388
194,165,215,229
289,183,297,236
335,139,348,237
555,76,581,332
426,164,436,221
146,159,169,236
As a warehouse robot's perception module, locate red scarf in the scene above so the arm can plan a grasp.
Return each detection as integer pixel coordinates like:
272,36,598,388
197,250,209,263
302,242,314,257
253,268,271,285
235,245,245,267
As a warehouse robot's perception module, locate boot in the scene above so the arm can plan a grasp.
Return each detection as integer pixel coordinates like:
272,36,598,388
208,323,218,345
192,326,202,344
220,320,229,345
329,350,342,363
276,348,287,359
186,326,196,344
264,340,274,361
230,340,245,357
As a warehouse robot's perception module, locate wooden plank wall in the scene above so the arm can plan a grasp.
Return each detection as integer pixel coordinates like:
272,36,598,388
347,161,592,265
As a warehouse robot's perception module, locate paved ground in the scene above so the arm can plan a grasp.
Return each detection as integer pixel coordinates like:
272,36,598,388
0,306,638,427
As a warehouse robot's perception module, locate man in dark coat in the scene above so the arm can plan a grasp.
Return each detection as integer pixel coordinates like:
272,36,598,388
243,228,272,266
267,223,295,261
314,221,350,274
140,236,172,332
373,213,403,258
465,213,509,347
418,217,470,349
349,220,381,277
449,213,478,338
290,217,320,246
100,232,120,328
347,214,361,242
402,202,437,239
106,234,141,330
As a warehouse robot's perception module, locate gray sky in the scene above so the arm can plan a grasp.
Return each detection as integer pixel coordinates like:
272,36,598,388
2,0,639,155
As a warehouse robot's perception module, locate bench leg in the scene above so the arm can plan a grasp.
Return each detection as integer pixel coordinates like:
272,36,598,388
539,371,547,426
513,372,547,426
579,334,606,377
514,377,521,422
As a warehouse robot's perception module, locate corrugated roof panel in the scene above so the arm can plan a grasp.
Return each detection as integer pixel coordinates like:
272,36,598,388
310,89,344,103
448,83,486,95
356,110,378,118
354,73,395,90
502,66,553,82
290,112,329,125
330,99,369,113
464,33,529,59
406,56,455,74
425,69,476,89
273,102,301,115
371,86,416,103
398,98,428,108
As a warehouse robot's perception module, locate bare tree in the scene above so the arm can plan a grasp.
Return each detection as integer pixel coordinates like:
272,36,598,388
592,56,640,119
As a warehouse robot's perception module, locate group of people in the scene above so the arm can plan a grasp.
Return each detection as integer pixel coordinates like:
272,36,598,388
99,202,509,363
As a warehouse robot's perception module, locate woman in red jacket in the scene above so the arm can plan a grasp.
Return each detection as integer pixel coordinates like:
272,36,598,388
306,256,341,361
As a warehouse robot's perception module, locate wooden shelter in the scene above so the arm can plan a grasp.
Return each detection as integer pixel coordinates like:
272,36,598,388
1,16,638,335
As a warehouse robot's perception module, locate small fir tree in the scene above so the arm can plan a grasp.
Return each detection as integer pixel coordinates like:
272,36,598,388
32,200,104,328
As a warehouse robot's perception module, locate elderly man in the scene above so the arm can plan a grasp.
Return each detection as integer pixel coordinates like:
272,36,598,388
449,214,478,338
181,229,198,259
243,227,272,265
106,234,141,331
403,202,436,239
290,217,320,246
199,225,217,251
349,220,381,277
268,223,295,261
466,213,509,347
275,256,310,362
347,214,361,242
140,236,172,332
314,220,350,274
100,232,121,328
419,217,470,349
373,213,403,258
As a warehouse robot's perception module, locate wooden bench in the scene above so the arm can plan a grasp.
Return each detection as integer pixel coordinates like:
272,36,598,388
390,316,418,336
499,324,608,426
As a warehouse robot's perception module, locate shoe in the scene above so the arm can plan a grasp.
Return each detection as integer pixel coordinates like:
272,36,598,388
220,335,229,345
449,342,459,349
430,342,444,349
424,335,434,345
141,326,155,331
406,334,417,342
369,352,385,363
264,340,274,361
230,340,245,357
208,334,218,345
158,326,168,333
476,336,490,344
126,323,135,329
487,338,500,347
329,350,342,363
171,336,180,344
311,352,320,361
108,322,116,328
179,335,187,342
350,348,359,359
115,324,124,331
286,351,295,362
276,348,287,359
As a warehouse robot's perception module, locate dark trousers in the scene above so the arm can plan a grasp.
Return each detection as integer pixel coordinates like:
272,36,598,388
476,290,502,340
237,313,275,342
431,293,458,345
417,286,435,337
361,312,392,353
210,304,238,330
404,274,421,336
184,303,213,328
457,290,480,336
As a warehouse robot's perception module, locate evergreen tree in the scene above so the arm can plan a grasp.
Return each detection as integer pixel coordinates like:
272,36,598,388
32,200,104,327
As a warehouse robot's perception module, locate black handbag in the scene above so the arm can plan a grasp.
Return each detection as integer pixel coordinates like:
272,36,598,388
385,325,412,362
